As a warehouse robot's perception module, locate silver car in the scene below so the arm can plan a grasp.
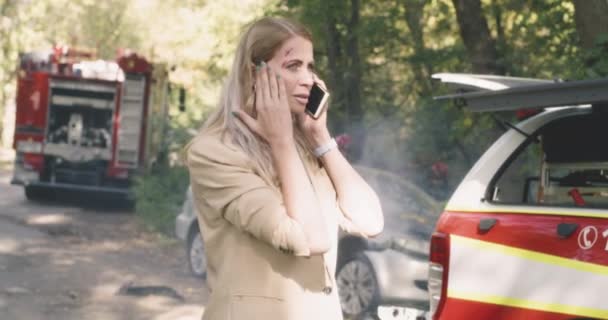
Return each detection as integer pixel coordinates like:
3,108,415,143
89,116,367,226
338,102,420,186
175,186,206,279
175,166,439,319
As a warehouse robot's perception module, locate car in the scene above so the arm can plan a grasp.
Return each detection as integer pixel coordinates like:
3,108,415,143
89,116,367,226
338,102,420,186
176,165,440,320
335,166,439,320
175,186,206,279
428,73,608,319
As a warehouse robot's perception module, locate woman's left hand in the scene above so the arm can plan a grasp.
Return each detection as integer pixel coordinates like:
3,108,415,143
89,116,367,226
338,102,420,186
297,74,331,147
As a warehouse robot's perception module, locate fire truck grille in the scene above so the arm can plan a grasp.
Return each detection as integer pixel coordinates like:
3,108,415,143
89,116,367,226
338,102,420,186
55,169,100,186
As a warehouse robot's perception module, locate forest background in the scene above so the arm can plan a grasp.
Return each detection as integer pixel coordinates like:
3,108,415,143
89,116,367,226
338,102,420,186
2,0,607,232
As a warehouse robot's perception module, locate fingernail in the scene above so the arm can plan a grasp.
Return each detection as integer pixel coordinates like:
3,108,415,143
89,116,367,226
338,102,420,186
231,111,238,117
261,61,266,68
277,74,281,80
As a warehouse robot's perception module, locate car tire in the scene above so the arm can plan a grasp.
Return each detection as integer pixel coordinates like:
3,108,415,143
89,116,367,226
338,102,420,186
186,227,207,279
336,252,380,319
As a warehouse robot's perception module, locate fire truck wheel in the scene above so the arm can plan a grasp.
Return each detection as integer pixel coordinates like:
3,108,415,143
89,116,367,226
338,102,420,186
24,186,53,202
336,252,380,319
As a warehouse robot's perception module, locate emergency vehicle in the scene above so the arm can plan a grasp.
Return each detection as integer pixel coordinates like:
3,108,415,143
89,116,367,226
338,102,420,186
11,46,171,200
429,73,608,320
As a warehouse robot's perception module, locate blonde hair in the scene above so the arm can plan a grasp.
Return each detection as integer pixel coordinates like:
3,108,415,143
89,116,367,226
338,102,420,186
191,17,317,183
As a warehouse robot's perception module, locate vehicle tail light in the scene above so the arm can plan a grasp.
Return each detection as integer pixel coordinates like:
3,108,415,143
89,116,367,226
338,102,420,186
23,153,45,172
429,232,450,319
106,166,129,179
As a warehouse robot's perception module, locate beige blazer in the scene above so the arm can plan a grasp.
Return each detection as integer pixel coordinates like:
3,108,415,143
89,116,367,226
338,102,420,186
186,131,364,320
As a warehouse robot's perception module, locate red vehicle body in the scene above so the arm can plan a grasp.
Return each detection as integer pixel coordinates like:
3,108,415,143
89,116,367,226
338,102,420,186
429,73,608,320
12,47,170,199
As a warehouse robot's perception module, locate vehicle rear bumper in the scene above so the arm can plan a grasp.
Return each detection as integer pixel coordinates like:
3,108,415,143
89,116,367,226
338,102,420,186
12,159,132,197
13,179,132,197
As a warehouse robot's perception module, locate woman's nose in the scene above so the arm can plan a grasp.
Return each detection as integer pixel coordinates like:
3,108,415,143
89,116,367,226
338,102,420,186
299,70,314,87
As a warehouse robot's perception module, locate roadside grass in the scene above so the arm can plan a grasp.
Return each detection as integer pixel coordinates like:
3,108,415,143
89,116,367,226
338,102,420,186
132,165,189,236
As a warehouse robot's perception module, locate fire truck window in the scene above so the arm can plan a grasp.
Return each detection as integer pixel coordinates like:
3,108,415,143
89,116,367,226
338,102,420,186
492,112,608,208
491,139,542,204
538,167,608,208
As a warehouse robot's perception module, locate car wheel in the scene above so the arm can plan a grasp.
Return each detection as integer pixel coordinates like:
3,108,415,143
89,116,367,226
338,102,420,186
187,228,207,279
336,253,380,319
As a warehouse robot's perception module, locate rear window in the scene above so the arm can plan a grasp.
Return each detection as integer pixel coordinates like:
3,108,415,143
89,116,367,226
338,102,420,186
490,113,608,209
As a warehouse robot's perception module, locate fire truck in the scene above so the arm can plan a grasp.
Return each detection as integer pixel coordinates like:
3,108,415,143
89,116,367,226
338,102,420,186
11,46,172,200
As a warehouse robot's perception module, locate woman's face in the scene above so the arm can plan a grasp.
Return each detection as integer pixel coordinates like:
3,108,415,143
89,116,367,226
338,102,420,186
266,36,315,114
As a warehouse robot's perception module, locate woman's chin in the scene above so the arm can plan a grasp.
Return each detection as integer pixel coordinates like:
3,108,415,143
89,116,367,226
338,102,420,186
289,105,306,114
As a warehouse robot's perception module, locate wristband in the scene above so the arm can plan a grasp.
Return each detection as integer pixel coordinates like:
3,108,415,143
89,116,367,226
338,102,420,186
313,138,337,158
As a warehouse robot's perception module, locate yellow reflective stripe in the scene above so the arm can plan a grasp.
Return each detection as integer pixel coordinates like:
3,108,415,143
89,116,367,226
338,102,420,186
448,290,608,319
445,205,608,218
452,235,608,276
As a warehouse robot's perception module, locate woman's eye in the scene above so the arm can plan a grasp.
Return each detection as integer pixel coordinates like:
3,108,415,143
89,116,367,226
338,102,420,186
287,64,299,71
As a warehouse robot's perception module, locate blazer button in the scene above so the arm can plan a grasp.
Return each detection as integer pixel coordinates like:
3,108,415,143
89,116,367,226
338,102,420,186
322,286,332,295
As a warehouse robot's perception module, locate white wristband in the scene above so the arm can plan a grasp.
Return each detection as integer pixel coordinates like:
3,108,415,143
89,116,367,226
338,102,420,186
313,138,337,158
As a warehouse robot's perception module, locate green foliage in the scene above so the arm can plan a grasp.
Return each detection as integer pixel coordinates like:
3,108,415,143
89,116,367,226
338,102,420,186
582,34,608,77
277,0,608,200
484,0,582,78
4,0,608,206
1,0,275,231
132,165,189,235
132,86,214,234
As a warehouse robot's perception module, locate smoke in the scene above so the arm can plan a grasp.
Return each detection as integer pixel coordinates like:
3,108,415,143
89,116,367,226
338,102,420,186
336,115,443,242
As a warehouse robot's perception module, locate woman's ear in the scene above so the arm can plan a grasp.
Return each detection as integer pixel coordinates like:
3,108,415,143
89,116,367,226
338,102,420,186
250,62,257,78
250,68,256,90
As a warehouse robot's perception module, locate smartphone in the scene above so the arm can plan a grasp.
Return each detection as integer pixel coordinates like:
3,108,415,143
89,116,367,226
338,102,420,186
305,83,330,119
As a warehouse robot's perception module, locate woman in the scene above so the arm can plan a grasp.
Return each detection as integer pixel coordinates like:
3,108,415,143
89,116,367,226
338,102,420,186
185,17,384,320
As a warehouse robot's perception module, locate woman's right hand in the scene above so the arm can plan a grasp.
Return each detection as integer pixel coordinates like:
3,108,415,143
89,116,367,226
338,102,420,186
234,62,293,147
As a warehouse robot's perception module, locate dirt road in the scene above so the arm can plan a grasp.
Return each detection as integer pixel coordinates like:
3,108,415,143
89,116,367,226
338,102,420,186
0,151,208,320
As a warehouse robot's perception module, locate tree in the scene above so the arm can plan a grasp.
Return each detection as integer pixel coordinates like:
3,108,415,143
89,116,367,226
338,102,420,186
451,0,505,74
572,0,608,50
320,0,347,133
572,0,608,75
283,0,367,160
0,0,41,146
0,0,21,145
343,0,365,160
402,0,432,94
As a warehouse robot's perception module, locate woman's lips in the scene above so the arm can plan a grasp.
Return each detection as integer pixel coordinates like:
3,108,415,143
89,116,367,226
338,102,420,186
294,95,308,105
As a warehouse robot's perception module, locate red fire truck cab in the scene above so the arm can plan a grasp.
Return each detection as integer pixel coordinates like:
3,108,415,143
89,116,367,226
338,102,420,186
12,47,170,200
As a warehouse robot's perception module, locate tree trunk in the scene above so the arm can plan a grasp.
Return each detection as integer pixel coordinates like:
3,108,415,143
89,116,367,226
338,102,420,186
403,0,432,94
323,2,345,132
451,0,505,74
572,0,608,50
0,0,17,146
345,0,365,161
